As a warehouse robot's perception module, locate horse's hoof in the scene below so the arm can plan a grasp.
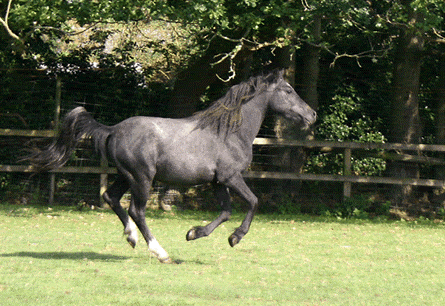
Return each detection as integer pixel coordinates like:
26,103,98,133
124,220,138,248
127,237,137,248
158,256,174,264
187,226,206,241
186,228,197,241
228,234,239,247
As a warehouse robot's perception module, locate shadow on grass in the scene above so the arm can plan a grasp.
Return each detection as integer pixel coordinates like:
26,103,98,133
0,251,130,262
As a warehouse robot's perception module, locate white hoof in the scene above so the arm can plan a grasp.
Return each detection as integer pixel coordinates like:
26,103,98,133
148,238,170,263
124,219,139,248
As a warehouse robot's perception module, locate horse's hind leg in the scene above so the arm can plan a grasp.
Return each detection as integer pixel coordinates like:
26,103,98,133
128,178,172,263
186,183,232,241
102,175,138,248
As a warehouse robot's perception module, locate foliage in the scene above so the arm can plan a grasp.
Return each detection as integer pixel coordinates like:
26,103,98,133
327,195,373,219
274,194,302,215
0,173,10,190
317,87,386,143
306,86,387,176
2,0,445,71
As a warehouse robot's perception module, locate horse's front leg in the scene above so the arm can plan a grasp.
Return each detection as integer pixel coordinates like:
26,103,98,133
224,173,258,247
186,183,232,241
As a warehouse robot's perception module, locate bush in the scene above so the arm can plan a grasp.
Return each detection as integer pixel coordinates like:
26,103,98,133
305,85,386,176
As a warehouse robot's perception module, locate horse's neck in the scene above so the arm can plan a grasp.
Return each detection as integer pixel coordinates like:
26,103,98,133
236,95,269,144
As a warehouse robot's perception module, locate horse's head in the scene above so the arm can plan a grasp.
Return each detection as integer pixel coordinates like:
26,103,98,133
268,70,316,130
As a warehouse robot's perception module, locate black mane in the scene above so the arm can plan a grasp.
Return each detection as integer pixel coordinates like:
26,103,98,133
191,70,281,136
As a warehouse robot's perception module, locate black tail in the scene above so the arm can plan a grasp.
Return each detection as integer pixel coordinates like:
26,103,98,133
25,107,112,172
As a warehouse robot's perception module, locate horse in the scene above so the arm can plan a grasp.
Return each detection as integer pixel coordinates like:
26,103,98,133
26,69,316,263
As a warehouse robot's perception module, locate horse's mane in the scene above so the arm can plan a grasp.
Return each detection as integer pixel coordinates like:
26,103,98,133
192,70,281,136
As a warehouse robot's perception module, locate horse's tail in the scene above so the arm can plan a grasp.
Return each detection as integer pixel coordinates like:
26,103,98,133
25,106,112,172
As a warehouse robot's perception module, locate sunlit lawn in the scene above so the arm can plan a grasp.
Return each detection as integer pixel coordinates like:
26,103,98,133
1,204,445,305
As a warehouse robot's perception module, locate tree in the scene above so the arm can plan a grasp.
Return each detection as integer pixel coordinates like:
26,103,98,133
387,2,424,202
380,0,445,203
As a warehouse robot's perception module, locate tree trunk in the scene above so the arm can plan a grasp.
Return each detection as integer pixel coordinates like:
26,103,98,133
436,54,445,178
167,38,251,118
436,61,445,147
298,15,321,112
432,51,445,205
388,8,424,205
273,45,301,175
167,57,224,118
272,16,321,197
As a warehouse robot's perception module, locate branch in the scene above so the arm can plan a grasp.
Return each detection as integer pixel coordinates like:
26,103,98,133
329,49,390,68
212,33,250,82
0,0,22,42
304,40,389,68
213,43,241,82
301,0,314,11
212,34,287,82
5,0,11,24
376,13,410,31
329,51,370,68
432,27,445,44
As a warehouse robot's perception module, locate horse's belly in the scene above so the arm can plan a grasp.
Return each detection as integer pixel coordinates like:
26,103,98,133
155,157,216,185
151,130,223,184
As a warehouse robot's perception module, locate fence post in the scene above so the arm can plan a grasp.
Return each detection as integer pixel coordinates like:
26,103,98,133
343,147,352,199
49,75,62,206
49,173,55,206
100,156,108,207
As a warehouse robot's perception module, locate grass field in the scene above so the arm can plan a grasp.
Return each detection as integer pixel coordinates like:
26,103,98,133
1,204,445,305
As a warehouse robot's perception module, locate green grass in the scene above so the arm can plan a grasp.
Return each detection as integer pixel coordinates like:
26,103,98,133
1,204,445,305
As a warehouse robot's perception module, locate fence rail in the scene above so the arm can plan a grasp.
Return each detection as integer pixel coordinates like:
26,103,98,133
2,129,445,204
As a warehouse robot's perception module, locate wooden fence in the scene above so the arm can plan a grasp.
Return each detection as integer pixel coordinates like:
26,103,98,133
2,128,445,205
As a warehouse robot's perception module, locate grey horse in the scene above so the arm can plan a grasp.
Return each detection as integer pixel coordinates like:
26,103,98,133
26,69,316,263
